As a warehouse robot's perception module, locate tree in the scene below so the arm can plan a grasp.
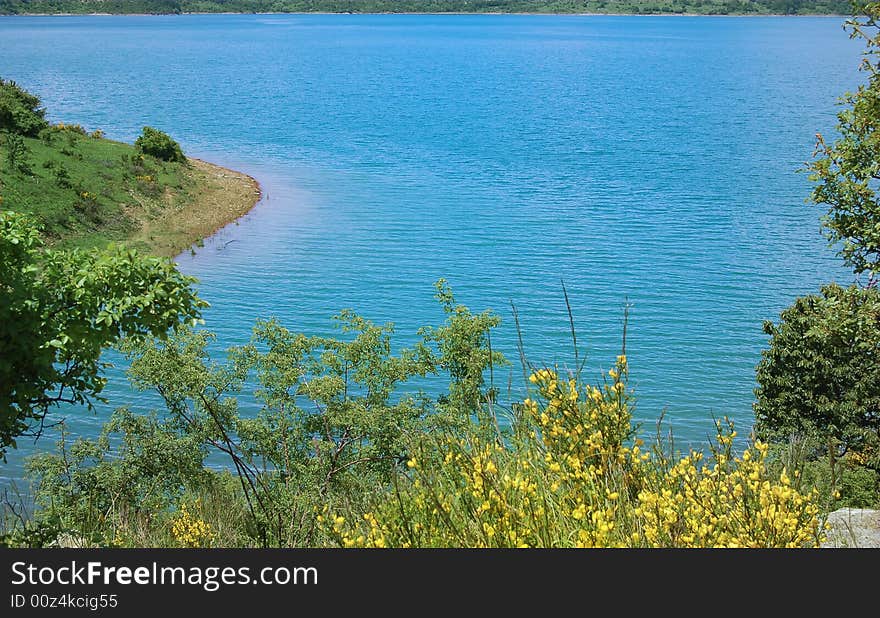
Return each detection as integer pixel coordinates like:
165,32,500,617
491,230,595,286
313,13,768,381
0,78,48,137
115,281,502,546
753,4,880,506
807,2,880,282
0,211,207,458
134,126,186,163
754,284,880,470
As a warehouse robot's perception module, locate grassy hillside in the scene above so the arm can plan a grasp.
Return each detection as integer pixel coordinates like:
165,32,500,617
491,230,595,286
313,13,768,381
0,124,260,257
0,0,854,16
3,125,186,250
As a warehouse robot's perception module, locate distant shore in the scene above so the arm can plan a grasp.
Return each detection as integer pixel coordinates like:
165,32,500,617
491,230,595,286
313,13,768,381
1,12,850,17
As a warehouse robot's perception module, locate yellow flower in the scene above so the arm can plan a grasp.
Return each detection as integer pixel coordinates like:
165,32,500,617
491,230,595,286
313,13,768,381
170,500,213,548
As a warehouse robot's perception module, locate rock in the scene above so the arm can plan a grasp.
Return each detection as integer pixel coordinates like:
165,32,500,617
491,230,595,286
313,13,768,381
822,508,880,548
48,532,96,548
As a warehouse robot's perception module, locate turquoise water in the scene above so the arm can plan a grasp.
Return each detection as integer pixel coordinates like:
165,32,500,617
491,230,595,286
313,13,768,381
0,14,862,486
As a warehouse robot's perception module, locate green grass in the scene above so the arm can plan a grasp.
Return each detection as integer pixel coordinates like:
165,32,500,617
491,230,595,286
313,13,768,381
0,126,197,252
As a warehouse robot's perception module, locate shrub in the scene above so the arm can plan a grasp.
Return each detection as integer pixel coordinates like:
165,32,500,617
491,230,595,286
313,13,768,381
324,359,825,548
54,122,86,136
5,286,828,548
0,78,47,137
134,126,185,163
0,212,206,457
53,165,72,188
3,131,30,173
170,499,214,548
135,174,161,198
769,434,880,509
754,283,880,473
73,191,101,222
7,282,507,548
23,411,210,548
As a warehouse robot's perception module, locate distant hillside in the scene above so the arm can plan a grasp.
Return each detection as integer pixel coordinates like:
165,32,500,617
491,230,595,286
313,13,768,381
0,0,854,17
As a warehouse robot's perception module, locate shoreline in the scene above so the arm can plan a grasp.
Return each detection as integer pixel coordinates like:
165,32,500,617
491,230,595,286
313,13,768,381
1,12,850,18
131,157,262,259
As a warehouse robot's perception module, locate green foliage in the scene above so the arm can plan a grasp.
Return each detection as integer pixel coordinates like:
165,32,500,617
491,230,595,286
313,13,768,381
0,211,207,457
24,411,209,546
749,2,880,511
419,278,507,422
808,2,880,280
0,78,47,137
754,284,880,471
134,126,186,163
8,282,504,547
115,283,499,546
2,132,29,174
769,435,880,509
1,283,842,547
0,512,66,549
0,118,197,251
52,164,71,189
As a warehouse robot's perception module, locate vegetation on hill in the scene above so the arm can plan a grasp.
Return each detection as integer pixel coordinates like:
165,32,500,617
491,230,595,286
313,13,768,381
0,0,853,17
3,123,196,252
0,82,259,255
0,80,212,459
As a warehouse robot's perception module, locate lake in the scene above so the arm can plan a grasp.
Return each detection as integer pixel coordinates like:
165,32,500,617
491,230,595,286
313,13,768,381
0,14,862,487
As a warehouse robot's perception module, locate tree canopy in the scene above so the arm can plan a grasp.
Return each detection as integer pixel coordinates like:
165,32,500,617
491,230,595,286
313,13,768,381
808,2,880,281
756,3,880,479
135,126,186,163
0,78,48,137
0,211,207,457
754,284,880,468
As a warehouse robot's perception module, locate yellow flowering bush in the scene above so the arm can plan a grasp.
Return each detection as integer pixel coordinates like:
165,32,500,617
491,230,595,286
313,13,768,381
170,499,214,548
634,419,822,548
53,122,86,135
324,356,824,548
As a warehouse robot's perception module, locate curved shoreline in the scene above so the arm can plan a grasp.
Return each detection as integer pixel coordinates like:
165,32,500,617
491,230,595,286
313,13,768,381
131,156,262,259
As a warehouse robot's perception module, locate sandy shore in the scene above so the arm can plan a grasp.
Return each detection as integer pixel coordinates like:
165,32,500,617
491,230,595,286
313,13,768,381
130,157,262,258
